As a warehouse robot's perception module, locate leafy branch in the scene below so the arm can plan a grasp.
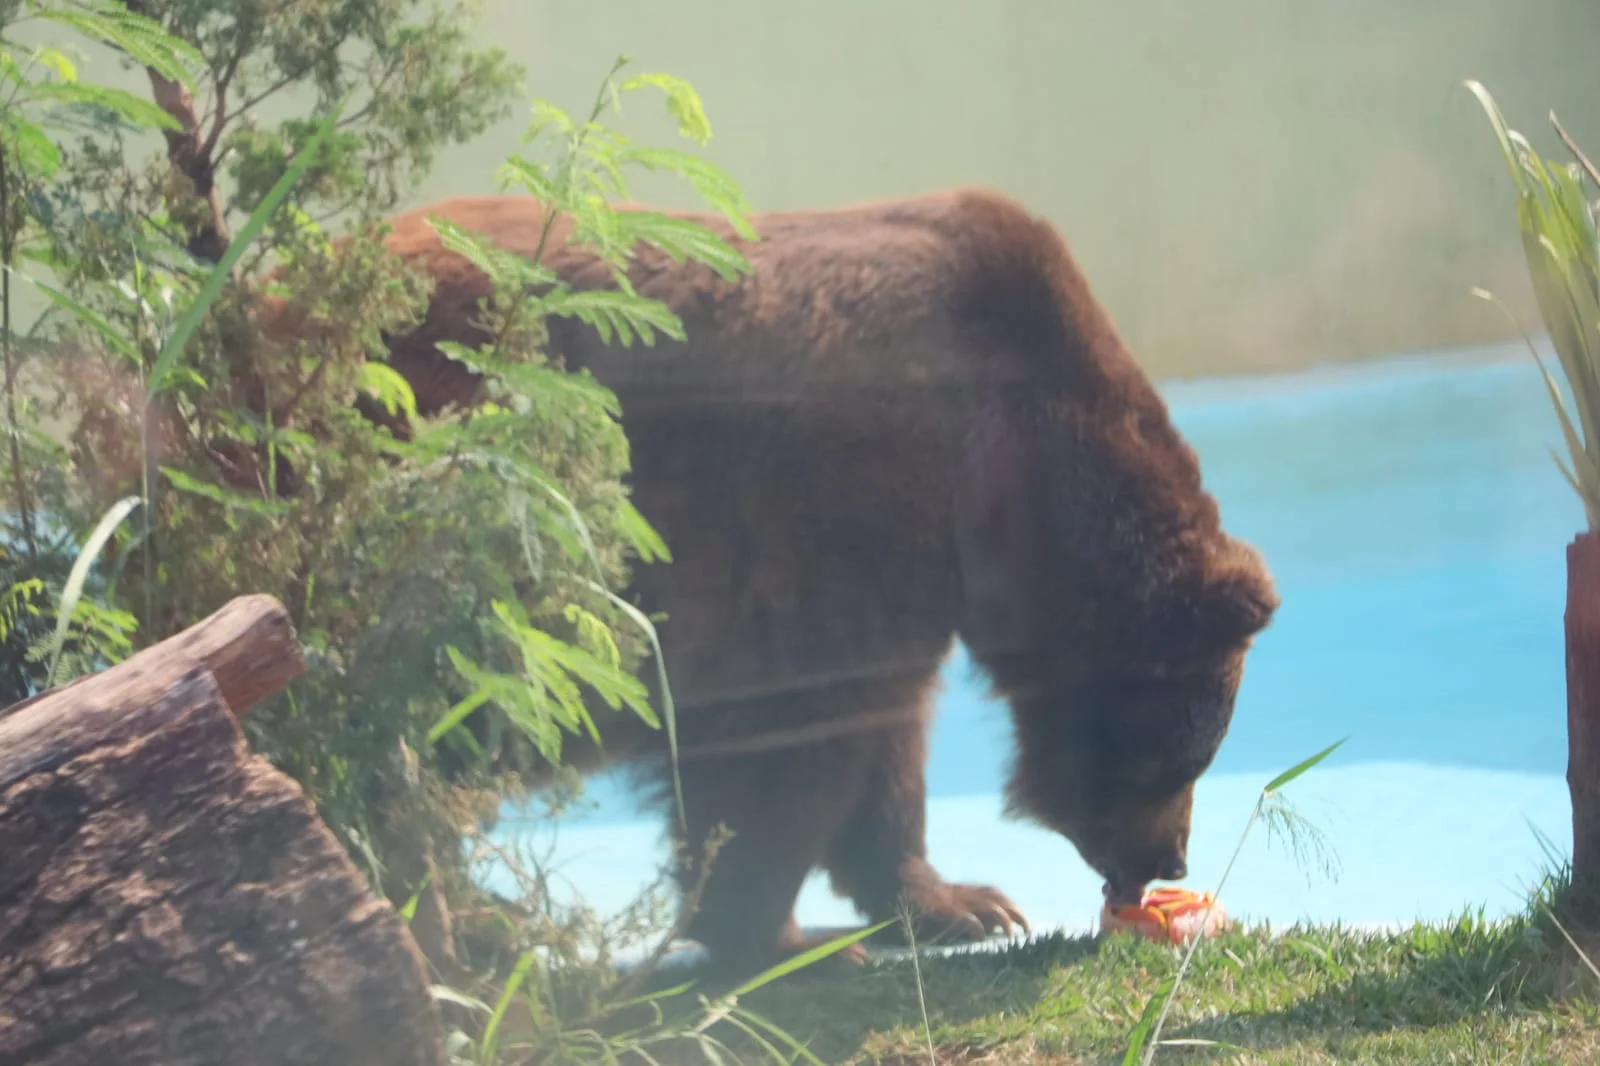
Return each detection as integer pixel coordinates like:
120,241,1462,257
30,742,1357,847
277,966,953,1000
422,59,758,832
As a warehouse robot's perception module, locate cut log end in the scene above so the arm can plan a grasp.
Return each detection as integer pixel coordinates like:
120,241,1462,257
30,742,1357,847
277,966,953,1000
161,592,306,715
0,596,443,1066
1,592,304,729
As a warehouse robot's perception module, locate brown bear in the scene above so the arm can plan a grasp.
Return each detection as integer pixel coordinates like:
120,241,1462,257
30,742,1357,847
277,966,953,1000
359,187,1279,975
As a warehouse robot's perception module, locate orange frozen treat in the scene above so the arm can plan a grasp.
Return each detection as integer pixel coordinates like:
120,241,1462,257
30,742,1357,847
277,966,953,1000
1099,887,1228,945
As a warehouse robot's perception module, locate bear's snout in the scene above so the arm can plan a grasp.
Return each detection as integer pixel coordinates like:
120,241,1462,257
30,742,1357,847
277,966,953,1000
1103,842,1188,900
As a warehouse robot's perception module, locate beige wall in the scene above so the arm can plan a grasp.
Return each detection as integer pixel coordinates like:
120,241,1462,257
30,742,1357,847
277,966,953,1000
404,0,1600,381
12,2,1599,382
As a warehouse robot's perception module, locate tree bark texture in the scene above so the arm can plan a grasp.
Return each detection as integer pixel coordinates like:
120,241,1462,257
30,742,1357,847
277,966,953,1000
1567,532,1600,905
0,596,447,1066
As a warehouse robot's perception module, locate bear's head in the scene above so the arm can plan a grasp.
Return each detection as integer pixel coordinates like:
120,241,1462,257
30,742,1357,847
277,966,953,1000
999,535,1278,904
951,353,1280,903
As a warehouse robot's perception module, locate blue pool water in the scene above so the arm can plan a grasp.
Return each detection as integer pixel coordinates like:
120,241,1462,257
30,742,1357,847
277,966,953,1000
488,340,1579,945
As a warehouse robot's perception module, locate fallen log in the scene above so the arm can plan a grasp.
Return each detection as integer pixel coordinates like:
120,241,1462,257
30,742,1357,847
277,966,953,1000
0,594,447,1066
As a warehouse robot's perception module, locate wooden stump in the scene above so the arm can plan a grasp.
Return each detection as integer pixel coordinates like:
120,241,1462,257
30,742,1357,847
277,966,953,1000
1568,533,1600,908
0,595,447,1066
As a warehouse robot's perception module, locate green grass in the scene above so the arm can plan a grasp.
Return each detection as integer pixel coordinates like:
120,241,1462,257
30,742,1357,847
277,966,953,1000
713,903,1600,1065
452,746,1598,1065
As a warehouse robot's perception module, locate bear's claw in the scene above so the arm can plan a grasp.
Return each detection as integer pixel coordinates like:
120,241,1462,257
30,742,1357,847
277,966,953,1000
908,882,1030,944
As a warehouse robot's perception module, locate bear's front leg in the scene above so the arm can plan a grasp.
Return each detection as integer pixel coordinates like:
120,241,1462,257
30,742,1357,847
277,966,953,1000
891,857,1030,944
822,704,1030,946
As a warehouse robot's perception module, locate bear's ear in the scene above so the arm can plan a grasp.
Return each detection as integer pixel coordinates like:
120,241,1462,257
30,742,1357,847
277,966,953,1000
1193,536,1279,647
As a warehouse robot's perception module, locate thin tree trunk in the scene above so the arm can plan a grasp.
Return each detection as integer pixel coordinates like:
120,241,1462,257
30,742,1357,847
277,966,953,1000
1567,532,1600,910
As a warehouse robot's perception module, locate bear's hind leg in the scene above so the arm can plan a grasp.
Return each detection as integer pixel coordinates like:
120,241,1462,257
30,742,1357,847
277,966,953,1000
670,738,873,979
822,675,1030,947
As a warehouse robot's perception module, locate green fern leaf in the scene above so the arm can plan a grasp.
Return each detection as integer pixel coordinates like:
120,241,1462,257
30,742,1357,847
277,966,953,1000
490,362,622,418
40,5,203,90
359,362,419,419
563,603,623,668
541,287,684,347
0,579,45,643
1,113,63,178
619,146,757,239
618,211,752,282
495,156,561,204
525,98,576,144
615,499,672,565
618,72,713,144
30,46,77,82
29,81,181,132
160,467,291,517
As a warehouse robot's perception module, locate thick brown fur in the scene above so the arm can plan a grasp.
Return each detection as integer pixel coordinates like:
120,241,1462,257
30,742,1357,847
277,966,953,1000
343,188,1279,975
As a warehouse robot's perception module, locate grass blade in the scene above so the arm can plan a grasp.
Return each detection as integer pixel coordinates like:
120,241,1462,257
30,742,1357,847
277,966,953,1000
1464,80,1523,182
481,950,537,1058
589,578,685,829
44,494,141,687
1263,736,1346,794
428,984,493,1016
1159,1037,1251,1055
728,1005,827,1066
1122,974,1177,1066
397,869,433,925
727,919,894,999
22,276,143,366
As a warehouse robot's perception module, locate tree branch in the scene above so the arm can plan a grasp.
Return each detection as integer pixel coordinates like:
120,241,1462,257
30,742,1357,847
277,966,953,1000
202,49,245,162
121,1,232,265
1552,111,1600,192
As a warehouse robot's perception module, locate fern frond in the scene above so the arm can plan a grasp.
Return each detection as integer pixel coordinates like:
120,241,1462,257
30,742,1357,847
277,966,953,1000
540,287,683,347
615,211,752,282
0,579,45,643
359,362,419,419
38,4,204,90
28,80,181,132
617,146,757,240
618,72,714,144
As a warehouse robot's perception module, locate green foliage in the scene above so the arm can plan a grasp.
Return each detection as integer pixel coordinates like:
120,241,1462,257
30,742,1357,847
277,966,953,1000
437,821,883,1066
1467,81,1600,529
0,0,361,697
431,600,657,764
0,566,136,686
0,0,206,698
0,0,530,841
0,4,841,1059
1,2,202,177
413,62,755,826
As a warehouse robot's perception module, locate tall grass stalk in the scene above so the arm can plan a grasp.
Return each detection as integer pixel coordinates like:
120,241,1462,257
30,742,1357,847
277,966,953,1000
1122,737,1347,1066
41,493,138,686
895,896,939,1066
1522,819,1600,988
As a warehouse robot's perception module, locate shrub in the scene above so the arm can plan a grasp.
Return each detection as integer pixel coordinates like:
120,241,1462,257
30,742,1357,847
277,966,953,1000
0,0,748,980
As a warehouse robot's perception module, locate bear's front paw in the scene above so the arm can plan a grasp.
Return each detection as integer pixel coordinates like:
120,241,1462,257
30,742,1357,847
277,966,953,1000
905,880,1030,945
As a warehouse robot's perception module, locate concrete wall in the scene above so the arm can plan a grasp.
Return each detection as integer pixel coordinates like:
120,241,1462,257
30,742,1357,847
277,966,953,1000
405,0,1600,380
